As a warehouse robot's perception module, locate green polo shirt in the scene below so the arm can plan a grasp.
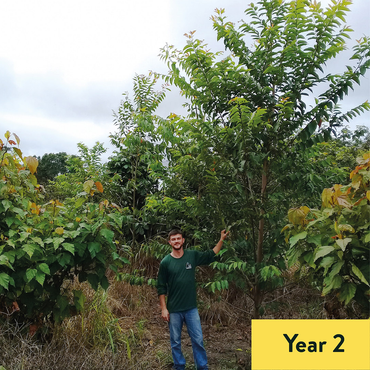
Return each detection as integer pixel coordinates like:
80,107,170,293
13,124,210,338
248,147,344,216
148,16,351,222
157,249,215,313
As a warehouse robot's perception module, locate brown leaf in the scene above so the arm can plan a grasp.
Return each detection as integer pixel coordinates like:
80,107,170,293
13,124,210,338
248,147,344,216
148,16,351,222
25,156,38,175
14,148,23,159
95,181,104,193
13,133,20,145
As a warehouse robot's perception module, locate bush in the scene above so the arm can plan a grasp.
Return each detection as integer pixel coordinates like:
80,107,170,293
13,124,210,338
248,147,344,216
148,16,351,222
0,132,127,323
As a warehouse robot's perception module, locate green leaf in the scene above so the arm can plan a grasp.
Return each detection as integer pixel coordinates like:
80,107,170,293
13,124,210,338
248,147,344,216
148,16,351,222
0,255,12,269
23,244,38,258
108,213,123,228
338,283,356,305
100,228,114,243
319,256,335,275
5,217,15,228
2,200,12,212
322,275,342,295
74,197,87,208
307,235,321,246
52,237,65,250
87,274,100,290
289,231,307,247
35,271,45,286
100,275,110,290
314,246,334,261
73,290,86,311
88,242,101,258
329,260,345,278
351,263,370,286
58,253,72,267
56,295,69,311
0,272,14,290
216,281,221,291
303,252,315,268
25,268,37,283
63,243,75,254
38,263,50,275
335,238,351,251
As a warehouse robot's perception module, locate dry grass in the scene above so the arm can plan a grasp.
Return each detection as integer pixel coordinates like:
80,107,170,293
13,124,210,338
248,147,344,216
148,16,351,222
1,264,365,370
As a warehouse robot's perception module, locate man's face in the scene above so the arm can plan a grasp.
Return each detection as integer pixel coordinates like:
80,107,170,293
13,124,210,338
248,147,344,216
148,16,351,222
169,234,185,250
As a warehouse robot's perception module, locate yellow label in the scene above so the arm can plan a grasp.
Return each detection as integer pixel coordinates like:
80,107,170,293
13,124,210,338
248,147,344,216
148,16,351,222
252,319,370,370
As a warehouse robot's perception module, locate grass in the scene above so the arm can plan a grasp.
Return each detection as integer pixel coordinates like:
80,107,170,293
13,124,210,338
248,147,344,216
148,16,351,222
0,269,365,370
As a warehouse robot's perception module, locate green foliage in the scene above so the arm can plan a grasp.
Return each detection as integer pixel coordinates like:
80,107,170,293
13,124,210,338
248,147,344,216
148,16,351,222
151,0,370,317
45,142,108,201
0,132,127,322
36,152,69,185
109,74,168,246
284,153,370,313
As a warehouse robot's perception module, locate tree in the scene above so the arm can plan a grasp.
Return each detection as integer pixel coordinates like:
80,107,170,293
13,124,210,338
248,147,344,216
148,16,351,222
36,152,69,185
150,0,370,317
109,74,167,246
284,152,370,315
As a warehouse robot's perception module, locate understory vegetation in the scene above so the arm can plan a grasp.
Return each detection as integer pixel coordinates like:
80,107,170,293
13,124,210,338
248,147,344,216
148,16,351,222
1,1,369,369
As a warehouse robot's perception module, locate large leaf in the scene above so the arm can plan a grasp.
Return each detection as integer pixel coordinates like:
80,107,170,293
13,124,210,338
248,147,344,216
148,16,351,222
319,256,336,276
63,243,75,254
0,272,14,290
25,268,37,283
35,271,45,286
23,244,38,258
329,260,345,278
25,156,38,175
288,207,310,225
95,181,104,193
83,180,94,193
322,275,342,296
88,242,101,258
100,228,114,243
338,283,356,305
289,231,307,247
38,263,50,275
314,246,334,261
351,263,370,286
335,238,352,251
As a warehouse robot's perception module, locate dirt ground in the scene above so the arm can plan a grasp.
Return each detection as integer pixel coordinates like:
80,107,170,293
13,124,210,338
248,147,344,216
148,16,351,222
127,305,252,370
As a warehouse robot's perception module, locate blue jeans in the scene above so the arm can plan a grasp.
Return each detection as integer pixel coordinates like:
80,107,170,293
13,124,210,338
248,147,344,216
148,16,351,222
169,308,208,370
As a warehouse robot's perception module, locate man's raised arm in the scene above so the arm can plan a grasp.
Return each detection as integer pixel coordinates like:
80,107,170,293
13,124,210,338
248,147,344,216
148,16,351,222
213,229,229,255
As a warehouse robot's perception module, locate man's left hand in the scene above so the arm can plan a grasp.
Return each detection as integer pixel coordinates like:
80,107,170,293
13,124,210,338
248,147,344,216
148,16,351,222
221,229,230,241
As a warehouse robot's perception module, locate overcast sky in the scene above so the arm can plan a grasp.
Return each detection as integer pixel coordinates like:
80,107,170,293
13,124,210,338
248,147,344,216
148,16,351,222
1,0,369,161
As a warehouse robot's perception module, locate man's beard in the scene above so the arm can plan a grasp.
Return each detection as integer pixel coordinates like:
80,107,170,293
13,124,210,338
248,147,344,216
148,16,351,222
172,243,183,250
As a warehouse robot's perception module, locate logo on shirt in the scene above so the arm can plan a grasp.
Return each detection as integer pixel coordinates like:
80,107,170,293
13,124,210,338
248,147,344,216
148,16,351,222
186,262,192,270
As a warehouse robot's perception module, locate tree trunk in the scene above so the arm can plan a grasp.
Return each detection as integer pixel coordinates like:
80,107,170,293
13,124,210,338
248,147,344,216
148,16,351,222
253,159,269,318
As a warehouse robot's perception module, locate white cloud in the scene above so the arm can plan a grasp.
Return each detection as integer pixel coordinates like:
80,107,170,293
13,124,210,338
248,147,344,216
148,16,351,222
0,0,369,160
0,0,171,84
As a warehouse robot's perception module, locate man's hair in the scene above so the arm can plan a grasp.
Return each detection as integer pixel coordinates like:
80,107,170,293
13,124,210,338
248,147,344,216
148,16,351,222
168,229,183,240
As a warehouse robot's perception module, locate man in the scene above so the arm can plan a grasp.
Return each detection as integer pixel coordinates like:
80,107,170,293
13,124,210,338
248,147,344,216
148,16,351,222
157,229,229,370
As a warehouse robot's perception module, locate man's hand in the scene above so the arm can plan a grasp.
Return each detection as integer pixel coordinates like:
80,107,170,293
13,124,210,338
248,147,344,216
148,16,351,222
162,308,170,322
221,229,230,241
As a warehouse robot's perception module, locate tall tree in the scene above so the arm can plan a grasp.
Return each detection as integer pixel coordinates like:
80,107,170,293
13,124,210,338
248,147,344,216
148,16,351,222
152,0,370,317
109,74,167,245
